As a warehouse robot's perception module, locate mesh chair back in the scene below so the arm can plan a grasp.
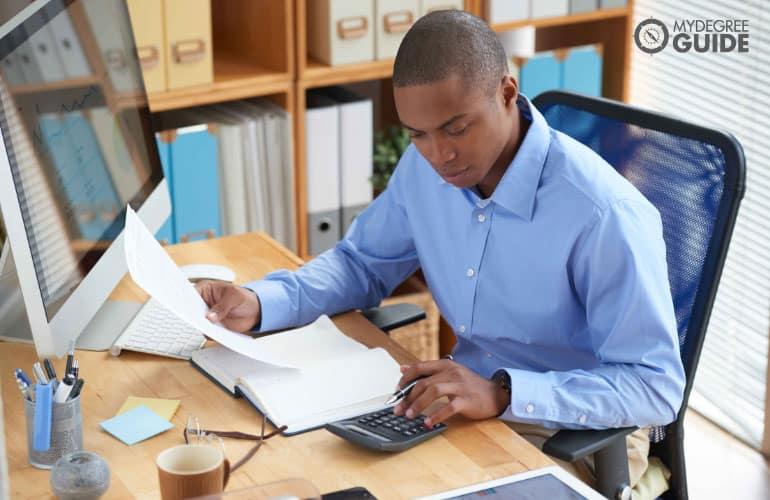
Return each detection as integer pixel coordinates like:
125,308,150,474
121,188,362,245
533,91,745,499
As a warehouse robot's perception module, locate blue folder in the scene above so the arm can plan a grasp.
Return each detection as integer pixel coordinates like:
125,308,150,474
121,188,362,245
154,134,175,244
167,124,220,243
562,45,603,97
519,52,562,100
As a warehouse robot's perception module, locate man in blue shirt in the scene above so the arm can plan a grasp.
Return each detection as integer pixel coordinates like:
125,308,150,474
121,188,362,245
198,10,685,490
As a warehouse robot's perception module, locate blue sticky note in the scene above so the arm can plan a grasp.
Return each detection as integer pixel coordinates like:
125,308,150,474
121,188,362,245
99,405,173,445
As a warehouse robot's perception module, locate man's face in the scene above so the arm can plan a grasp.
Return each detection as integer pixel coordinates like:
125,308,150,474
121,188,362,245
393,76,516,190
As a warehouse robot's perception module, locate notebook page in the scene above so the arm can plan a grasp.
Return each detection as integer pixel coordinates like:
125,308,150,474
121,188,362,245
251,315,368,367
241,347,401,431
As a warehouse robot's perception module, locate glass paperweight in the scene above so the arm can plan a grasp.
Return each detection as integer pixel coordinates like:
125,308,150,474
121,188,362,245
50,450,110,500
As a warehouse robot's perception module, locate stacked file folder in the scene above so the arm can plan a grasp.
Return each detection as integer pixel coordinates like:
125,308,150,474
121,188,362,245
153,100,295,251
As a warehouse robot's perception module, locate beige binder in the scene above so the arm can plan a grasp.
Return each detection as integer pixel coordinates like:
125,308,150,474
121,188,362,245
375,0,419,60
307,0,375,66
126,0,167,93
163,0,213,89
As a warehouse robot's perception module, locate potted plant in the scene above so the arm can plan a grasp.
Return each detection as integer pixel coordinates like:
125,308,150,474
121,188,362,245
372,125,410,195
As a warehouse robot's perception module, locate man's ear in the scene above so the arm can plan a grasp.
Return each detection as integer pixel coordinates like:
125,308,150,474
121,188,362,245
501,75,519,108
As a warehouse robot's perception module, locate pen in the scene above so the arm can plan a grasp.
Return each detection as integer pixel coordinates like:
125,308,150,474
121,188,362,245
15,375,33,401
43,358,57,381
384,355,454,406
385,375,428,405
14,368,32,387
65,340,75,376
32,362,49,385
72,360,79,380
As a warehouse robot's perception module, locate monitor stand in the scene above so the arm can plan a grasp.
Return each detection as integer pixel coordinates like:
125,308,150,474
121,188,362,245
0,242,143,351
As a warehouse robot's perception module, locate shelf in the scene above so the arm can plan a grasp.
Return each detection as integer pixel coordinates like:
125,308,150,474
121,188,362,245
490,7,629,32
300,57,395,89
148,52,291,112
8,76,101,95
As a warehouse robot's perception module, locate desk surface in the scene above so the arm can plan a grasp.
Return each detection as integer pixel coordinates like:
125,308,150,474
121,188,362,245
2,232,552,499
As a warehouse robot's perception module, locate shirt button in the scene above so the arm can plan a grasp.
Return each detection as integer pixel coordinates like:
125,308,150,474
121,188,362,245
477,214,486,222
486,352,493,358
458,325,466,333
466,268,475,277
526,404,535,414
579,415,587,424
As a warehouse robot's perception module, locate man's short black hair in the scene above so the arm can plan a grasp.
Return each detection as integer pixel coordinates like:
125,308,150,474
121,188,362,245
393,10,508,95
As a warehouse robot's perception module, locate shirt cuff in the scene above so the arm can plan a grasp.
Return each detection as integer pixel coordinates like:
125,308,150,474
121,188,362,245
496,368,560,428
241,279,293,332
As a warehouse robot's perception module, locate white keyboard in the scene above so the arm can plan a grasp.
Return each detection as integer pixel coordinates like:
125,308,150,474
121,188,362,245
110,298,207,359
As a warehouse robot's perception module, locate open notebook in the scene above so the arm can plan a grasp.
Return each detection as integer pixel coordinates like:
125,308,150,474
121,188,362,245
190,315,402,434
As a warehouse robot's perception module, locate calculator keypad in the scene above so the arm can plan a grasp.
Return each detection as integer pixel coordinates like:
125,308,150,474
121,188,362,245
356,409,445,439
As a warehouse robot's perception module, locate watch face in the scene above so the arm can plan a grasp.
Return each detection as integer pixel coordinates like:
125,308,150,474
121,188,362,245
634,18,669,54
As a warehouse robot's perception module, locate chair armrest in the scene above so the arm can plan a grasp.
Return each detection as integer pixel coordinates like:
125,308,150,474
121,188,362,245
360,303,426,333
542,426,637,462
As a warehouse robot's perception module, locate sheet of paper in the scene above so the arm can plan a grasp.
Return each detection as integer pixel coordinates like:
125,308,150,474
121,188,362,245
123,206,298,368
99,405,173,446
117,396,180,421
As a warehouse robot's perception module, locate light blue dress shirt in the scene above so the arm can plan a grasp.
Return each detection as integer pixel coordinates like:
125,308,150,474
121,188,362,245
246,95,685,430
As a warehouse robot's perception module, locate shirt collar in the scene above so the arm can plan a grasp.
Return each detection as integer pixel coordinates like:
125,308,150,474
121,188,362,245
436,94,551,220
488,94,551,220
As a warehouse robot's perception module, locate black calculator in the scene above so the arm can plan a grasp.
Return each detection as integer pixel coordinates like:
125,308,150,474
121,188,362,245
325,408,447,452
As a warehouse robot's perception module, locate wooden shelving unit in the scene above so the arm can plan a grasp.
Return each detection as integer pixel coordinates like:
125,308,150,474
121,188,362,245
147,0,294,113
489,6,629,32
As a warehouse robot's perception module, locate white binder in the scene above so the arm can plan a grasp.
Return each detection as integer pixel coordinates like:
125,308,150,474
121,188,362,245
1,53,27,86
199,105,249,236
31,23,67,82
80,0,141,92
321,87,373,238
247,101,296,251
305,92,341,255
531,0,569,19
47,9,92,78
485,0,529,24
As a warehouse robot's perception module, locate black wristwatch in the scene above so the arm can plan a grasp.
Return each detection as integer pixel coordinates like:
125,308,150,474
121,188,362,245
491,369,512,396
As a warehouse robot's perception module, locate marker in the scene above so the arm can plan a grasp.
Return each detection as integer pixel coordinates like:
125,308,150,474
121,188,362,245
33,382,53,451
65,340,75,376
53,375,75,404
67,379,84,401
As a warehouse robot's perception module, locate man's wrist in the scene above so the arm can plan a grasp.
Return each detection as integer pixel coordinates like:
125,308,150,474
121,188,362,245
491,369,512,416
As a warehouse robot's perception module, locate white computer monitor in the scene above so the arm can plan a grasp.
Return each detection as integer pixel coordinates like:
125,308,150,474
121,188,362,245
0,0,170,358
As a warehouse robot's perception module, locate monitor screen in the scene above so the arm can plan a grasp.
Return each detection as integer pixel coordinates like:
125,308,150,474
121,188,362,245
0,0,163,321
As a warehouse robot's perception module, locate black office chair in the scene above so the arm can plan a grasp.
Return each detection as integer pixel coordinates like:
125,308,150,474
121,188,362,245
531,90,746,500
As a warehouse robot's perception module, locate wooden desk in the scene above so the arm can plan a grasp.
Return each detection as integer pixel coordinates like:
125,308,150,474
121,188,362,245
2,233,552,499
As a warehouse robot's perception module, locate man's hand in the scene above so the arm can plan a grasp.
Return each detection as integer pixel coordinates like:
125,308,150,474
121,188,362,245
392,359,510,428
195,280,262,333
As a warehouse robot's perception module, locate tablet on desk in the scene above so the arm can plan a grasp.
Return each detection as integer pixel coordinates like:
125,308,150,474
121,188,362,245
415,465,605,500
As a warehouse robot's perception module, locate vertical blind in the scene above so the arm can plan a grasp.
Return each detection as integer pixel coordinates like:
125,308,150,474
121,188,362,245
630,0,769,449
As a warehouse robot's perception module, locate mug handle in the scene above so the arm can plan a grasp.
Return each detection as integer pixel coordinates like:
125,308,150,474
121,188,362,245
222,458,231,488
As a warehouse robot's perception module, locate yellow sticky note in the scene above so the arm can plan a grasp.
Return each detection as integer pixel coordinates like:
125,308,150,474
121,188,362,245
117,397,180,421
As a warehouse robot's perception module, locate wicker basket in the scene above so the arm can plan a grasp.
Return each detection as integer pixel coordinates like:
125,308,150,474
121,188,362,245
381,276,440,360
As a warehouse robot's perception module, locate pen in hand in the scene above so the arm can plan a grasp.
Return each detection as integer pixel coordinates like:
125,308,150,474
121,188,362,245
385,354,454,406
385,375,428,406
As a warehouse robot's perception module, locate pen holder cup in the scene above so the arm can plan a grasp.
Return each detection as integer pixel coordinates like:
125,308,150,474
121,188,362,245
24,395,84,469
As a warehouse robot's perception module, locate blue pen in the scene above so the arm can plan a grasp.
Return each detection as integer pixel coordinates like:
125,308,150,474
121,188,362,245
14,368,32,387
33,382,53,451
